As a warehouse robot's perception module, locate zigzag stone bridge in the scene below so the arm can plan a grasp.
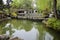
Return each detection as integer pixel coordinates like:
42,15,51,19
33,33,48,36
16,9,48,21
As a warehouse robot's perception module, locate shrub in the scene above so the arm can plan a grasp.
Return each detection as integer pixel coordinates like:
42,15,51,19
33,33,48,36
11,12,17,17
45,17,60,30
41,8,50,18
53,20,60,30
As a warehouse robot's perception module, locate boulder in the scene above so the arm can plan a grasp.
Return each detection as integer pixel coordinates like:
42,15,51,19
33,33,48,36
0,34,10,40
9,37,24,40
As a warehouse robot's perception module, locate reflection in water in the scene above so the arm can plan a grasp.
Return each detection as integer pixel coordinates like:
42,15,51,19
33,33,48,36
5,22,54,40
44,32,53,40
4,23,17,36
0,19,60,40
12,27,39,40
4,23,39,40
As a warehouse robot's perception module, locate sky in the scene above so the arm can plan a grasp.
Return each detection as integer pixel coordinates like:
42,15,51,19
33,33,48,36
32,0,36,8
3,0,7,4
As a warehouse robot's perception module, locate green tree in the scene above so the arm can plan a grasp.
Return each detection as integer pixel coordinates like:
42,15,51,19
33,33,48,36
23,0,32,9
11,0,32,9
11,0,23,8
36,0,49,10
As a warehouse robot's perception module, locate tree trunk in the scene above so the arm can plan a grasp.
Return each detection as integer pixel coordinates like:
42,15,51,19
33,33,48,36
7,0,11,17
53,0,58,19
0,0,3,10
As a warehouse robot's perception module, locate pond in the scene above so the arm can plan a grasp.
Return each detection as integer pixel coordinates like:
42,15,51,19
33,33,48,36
0,19,60,40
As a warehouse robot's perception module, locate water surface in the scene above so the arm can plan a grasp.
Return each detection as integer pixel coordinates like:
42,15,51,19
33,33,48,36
0,19,60,40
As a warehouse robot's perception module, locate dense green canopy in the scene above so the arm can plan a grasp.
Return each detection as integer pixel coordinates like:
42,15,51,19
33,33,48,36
36,0,53,10
36,0,60,10
11,0,32,9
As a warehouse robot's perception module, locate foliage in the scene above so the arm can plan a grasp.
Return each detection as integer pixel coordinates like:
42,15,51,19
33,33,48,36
57,0,60,10
36,0,51,10
45,17,60,30
22,0,32,9
46,18,57,27
40,8,50,18
3,9,9,14
11,0,32,9
0,11,3,14
11,0,24,8
10,0,33,17
11,12,17,17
